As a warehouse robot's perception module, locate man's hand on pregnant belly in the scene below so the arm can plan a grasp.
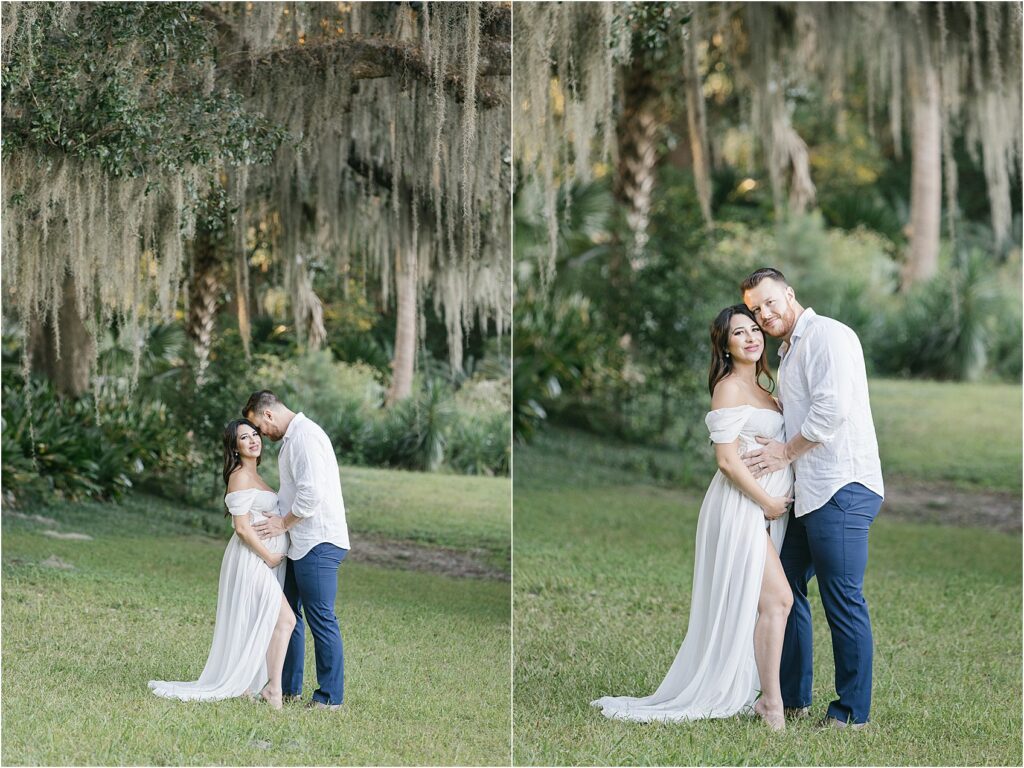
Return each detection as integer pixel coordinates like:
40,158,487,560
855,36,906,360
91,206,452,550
253,513,287,540
743,436,790,478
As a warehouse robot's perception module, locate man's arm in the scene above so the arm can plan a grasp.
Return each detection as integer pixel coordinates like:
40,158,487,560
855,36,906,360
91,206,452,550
254,434,326,540
287,440,326,519
797,333,852,445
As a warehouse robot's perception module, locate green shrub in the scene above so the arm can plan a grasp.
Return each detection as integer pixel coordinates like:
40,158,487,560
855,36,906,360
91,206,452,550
448,410,511,476
513,289,602,440
0,373,197,506
386,379,453,471
1,313,509,508
447,377,511,475
872,251,1011,380
253,351,508,476
731,211,899,345
256,348,386,451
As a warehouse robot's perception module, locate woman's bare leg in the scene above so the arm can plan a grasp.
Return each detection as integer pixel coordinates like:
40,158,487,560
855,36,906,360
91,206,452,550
262,595,297,710
754,532,794,731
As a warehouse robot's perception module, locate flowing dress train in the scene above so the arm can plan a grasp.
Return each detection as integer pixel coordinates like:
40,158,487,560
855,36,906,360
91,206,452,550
591,406,792,722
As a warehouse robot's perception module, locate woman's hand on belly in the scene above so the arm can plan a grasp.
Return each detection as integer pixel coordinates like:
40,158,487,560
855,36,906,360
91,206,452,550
762,494,793,520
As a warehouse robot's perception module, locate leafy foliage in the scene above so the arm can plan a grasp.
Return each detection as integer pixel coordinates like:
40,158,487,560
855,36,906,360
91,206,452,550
1,2,285,174
257,350,509,478
1,309,509,508
873,251,1015,381
513,178,622,441
447,409,511,477
514,289,623,442
515,154,1021,451
1,373,196,506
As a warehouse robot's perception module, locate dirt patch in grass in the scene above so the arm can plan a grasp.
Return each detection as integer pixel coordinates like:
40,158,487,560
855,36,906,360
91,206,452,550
882,479,1022,533
348,533,509,581
2,512,510,581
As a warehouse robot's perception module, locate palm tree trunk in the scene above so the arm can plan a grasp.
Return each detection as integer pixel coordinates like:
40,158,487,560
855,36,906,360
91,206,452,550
232,166,252,359
187,228,225,385
614,57,661,260
386,245,418,406
609,55,662,332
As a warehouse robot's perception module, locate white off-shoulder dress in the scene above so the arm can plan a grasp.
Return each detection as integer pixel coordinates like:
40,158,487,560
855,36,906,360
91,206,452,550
592,406,793,722
148,489,288,702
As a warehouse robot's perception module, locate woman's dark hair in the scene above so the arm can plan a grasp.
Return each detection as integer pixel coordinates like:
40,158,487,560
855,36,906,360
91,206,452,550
707,304,776,397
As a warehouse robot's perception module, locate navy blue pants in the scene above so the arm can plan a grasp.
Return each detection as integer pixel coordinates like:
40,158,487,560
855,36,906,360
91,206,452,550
779,482,882,724
282,543,347,705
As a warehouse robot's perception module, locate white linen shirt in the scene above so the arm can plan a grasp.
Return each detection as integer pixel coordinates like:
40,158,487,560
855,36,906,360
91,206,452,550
277,412,351,559
777,308,884,517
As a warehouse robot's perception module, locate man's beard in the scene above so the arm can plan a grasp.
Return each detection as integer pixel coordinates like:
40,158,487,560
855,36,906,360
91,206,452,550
762,308,795,339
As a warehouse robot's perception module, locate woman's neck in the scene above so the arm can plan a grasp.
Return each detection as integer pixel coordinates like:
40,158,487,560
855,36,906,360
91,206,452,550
730,359,758,386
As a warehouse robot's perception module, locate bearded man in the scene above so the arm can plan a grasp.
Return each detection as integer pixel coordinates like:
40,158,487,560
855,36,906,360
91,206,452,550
741,267,884,730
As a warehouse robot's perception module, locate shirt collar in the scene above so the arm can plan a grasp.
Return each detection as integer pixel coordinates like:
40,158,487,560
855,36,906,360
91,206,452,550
778,307,816,359
282,412,306,442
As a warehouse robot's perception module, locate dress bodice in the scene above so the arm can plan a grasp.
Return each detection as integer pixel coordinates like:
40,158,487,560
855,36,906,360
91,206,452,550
224,488,281,524
705,406,785,452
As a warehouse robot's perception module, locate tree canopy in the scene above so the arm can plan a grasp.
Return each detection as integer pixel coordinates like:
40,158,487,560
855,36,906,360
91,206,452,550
2,1,511,393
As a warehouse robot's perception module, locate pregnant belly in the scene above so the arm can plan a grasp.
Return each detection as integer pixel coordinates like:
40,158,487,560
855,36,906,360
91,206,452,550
738,443,793,495
265,531,289,555
247,514,289,555
760,466,794,499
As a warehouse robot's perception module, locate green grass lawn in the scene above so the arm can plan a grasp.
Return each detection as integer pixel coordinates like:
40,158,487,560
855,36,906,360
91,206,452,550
513,418,1022,765
869,378,1022,492
343,466,510,562
2,468,511,765
245,453,511,564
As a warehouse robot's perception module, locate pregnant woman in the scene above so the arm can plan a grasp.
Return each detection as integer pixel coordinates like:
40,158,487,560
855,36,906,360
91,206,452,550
149,419,296,709
592,305,795,730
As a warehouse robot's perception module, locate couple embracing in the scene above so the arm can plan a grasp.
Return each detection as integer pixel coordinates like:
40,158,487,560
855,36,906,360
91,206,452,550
593,267,884,731
149,391,349,711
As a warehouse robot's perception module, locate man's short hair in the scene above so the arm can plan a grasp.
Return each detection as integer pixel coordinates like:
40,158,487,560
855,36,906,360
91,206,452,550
243,390,282,418
740,267,789,293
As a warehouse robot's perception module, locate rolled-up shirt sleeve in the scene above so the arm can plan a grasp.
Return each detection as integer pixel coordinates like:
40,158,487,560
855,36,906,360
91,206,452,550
289,435,325,518
799,329,852,445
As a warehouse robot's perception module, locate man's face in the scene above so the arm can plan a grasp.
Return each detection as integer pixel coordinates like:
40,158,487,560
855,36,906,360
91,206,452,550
246,408,284,442
742,278,799,340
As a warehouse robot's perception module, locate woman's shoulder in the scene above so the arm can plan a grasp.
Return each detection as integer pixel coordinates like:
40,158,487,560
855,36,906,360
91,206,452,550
225,467,249,494
710,377,749,411
225,469,272,496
